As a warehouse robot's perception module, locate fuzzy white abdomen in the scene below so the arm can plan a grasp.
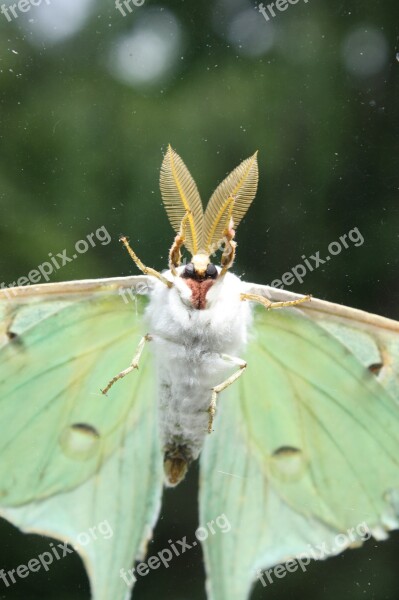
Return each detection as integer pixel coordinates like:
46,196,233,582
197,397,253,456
145,271,252,484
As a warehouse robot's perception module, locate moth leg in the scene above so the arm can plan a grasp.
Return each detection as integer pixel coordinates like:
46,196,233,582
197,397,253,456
208,354,247,434
169,210,191,274
120,236,173,288
101,334,152,396
240,292,311,310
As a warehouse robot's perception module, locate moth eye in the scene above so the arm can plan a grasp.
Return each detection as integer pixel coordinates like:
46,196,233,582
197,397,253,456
205,263,218,279
182,263,195,278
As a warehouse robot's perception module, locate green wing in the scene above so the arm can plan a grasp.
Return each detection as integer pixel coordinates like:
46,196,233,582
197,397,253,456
0,276,163,600
200,287,399,600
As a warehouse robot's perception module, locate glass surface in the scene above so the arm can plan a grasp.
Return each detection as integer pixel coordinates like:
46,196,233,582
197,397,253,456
0,0,398,598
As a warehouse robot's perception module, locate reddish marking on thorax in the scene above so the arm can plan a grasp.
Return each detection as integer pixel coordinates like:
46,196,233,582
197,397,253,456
183,279,215,309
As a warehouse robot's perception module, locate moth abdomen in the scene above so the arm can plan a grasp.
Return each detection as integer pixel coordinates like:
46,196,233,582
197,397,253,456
163,442,193,487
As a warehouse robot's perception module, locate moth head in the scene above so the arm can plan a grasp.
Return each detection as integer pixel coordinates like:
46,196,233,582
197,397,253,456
176,255,219,309
182,254,218,281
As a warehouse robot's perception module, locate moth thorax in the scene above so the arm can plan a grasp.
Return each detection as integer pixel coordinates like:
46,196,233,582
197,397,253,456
191,253,210,277
163,444,192,487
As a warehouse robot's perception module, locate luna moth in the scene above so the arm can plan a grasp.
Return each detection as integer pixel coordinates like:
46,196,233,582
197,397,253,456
0,145,398,600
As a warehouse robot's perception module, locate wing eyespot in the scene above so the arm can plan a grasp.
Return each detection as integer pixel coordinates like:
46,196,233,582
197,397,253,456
368,362,383,376
71,423,100,437
270,446,306,481
5,329,24,348
60,423,100,461
272,446,301,457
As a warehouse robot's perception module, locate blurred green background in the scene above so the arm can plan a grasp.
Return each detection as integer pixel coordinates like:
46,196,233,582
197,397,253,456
0,0,398,598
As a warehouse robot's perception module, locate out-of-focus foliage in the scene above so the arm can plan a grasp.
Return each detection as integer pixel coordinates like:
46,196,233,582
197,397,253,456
0,0,398,598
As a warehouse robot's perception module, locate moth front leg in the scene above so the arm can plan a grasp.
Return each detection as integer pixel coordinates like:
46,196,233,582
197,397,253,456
101,334,152,395
120,236,173,288
240,292,311,310
208,354,247,434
